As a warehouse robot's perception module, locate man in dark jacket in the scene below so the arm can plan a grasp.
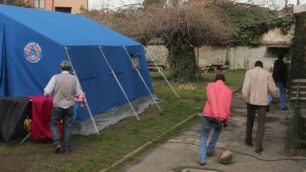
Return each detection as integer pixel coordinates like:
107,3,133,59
272,53,288,110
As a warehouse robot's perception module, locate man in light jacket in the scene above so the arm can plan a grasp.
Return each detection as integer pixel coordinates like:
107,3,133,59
44,60,82,154
199,73,232,166
242,61,279,153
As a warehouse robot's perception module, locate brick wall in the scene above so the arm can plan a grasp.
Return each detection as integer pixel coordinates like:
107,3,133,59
26,0,88,14
53,0,87,14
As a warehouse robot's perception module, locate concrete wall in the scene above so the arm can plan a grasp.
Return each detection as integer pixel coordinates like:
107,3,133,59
145,45,281,71
198,45,277,70
294,3,306,14
145,27,293,71
145,45,169,66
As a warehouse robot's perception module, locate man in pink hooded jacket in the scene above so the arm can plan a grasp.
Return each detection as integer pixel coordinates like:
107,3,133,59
199,73,232,166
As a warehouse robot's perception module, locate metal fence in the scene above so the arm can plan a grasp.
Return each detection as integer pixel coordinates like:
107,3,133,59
291,81,306,148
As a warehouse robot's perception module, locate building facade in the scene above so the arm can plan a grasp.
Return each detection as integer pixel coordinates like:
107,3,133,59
27,0,88,14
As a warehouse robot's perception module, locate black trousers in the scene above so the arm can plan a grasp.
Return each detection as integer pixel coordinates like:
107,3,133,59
245,103,267,149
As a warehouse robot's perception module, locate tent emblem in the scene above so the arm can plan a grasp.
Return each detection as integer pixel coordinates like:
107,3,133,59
24,42,42,63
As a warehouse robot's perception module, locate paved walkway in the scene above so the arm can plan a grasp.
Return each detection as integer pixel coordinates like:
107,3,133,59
123,93,306,172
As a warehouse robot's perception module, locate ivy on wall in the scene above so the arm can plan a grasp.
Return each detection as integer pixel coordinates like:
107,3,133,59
290,13,306,79
166,35,198,83
222,4,294,46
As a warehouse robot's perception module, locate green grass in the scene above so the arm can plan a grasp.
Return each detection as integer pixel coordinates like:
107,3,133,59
152,69,245,98
0,70,245,172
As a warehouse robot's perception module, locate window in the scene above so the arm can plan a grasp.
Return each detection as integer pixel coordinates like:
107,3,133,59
40,0,45,8
130,54,140,70
55,7,72,13
34,0,45,8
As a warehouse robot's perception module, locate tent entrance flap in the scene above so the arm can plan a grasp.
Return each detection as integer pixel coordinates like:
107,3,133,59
98,46,140,120
64,46,99,135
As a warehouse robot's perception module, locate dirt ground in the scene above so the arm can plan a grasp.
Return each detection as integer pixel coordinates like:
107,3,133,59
121,93,306,172
0,133,99,172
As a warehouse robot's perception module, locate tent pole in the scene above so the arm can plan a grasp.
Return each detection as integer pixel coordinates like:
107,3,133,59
123,46,162,111
149,58,180,99
98,46,140,120
19,133,31,145
64,46,100,135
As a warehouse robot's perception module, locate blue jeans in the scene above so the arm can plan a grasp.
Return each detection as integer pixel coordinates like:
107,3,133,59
199,116,222,163
276,82,286,109
268,93,273,105
269,82,286,109
50,106,73,148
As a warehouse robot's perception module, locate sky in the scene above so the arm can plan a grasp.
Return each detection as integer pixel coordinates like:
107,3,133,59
89,0,306,10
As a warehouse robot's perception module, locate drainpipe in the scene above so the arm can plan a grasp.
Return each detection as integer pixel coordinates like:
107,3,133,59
52,0,54,11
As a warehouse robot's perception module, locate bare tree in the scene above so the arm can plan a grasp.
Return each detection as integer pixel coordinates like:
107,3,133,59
83,2,231,82
122,3,231,82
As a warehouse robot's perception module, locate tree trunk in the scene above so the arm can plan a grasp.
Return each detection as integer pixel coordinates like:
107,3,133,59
167,41,198,83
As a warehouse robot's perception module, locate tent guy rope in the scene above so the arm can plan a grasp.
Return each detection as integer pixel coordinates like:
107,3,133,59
123,46,162,111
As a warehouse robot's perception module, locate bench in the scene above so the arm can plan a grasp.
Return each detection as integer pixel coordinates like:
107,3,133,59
221,66,230,72
200,65,229,73
200,66,210,73
147,61,166,71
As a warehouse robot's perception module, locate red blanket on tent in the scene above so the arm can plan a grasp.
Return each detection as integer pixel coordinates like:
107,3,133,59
27,95,61,140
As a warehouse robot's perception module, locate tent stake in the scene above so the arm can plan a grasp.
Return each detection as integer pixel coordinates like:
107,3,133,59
98,46,140,120
123,46,162,112
64,46,100,135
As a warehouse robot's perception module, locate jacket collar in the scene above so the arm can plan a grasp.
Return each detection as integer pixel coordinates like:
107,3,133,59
215,80,224,84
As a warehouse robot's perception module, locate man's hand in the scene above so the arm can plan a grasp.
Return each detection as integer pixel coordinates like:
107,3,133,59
75,92,86,107
223,121,228,127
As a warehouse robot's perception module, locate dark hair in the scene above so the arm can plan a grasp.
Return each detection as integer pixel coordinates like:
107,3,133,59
277,53,284,60
60,60,71,71
215,73,225,82
254,61,263,68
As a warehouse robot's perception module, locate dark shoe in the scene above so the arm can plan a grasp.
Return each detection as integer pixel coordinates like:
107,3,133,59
245,139,253,146
255,146,263,153
266,105,270,112
199,161,206,166
54,144,61,153
207,151,214,157
281,107,288,111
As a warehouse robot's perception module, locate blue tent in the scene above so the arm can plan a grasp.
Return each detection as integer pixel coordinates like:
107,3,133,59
0,5,154,135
